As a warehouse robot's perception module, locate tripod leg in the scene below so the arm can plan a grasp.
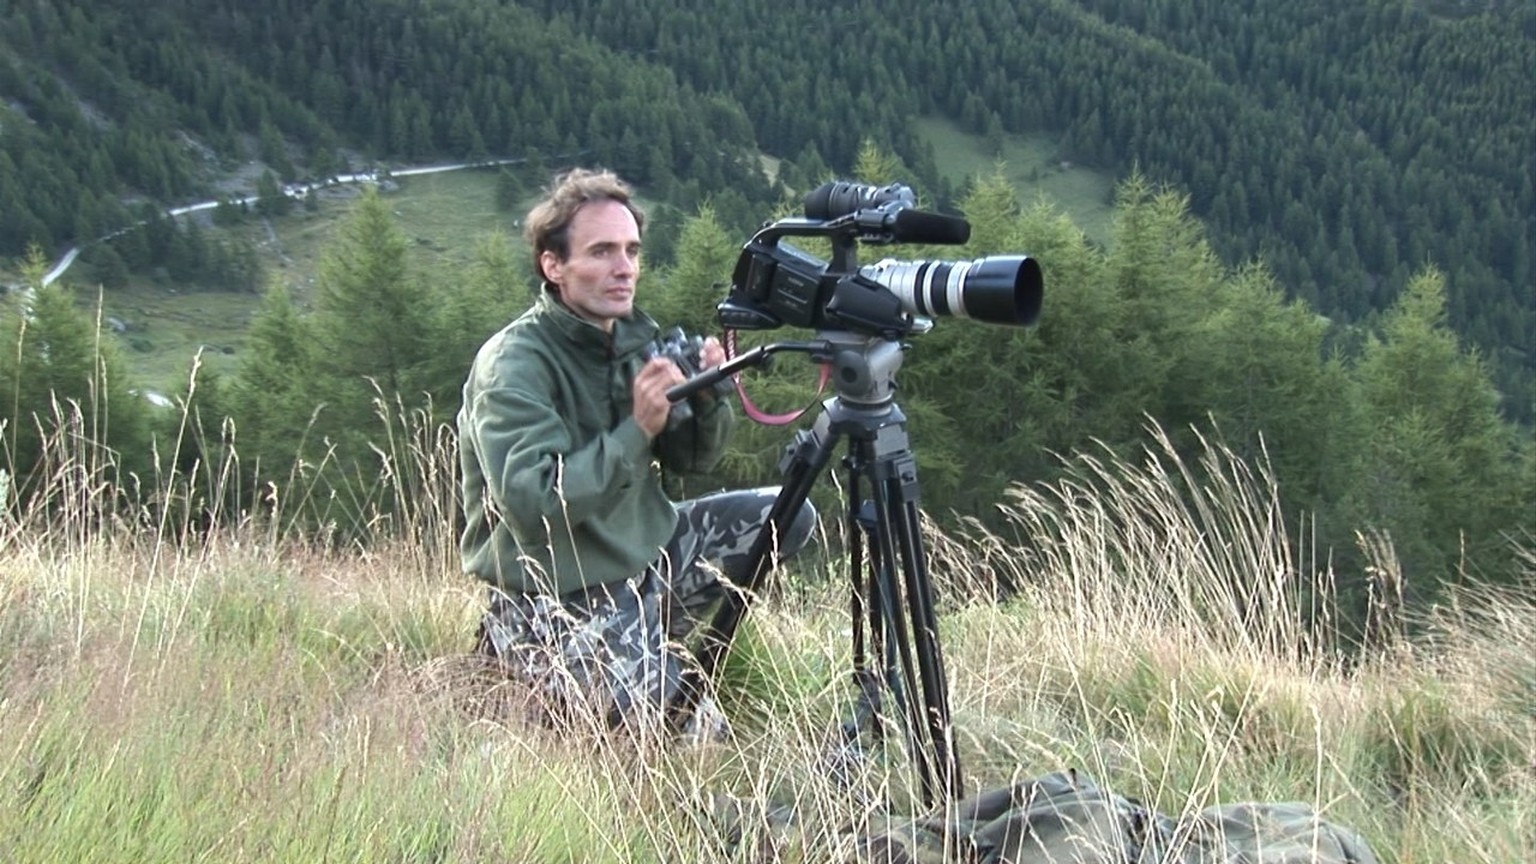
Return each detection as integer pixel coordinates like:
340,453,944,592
862,440,963,806
668,416,841,730
863,454,940,804
846,460,869,678
888,485,961,803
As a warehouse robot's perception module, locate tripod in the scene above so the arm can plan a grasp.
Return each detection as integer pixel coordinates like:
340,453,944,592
667,331,962,807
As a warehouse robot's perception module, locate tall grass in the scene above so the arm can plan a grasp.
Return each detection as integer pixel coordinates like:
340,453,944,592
1,398,1531,862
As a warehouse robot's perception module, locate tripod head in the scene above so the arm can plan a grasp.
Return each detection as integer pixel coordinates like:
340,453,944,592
818,331,907,407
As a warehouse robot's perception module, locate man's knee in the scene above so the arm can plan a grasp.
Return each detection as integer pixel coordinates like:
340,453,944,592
743,485,818,561
785,498,817,559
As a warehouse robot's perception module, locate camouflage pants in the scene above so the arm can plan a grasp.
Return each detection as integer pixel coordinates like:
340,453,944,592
477,486,817,731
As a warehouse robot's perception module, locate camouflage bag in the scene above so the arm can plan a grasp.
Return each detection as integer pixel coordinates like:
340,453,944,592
1158,800,1381,864
714,768,1379,864
851,769,1380,864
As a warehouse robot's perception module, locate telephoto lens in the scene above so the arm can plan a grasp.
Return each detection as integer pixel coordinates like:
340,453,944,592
860,256,1043,326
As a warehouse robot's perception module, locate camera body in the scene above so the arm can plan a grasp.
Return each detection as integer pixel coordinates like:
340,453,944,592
642,326,734,427
718,181,1042,337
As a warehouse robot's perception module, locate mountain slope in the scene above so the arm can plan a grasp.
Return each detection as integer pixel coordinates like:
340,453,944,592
1,0,1531,417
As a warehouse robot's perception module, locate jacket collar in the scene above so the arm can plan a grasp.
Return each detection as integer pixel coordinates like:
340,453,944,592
538,289,658,357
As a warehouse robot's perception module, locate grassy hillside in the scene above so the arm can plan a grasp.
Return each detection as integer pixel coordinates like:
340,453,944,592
2,414,1531,861
64,169,517,395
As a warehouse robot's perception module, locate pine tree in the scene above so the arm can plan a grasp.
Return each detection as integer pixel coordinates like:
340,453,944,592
258,118,295,181
1190,261,1351,510
309,186,435,435
494,168,524,213
955,165,1022,255
228,279,319,482
1106,173,1226,441
851,139,909,188
155,358,238,528
997,197,1146,463
648,204,737,337
1348,266,1522,595
255,170,293,218
0,246,150,495
89,244,131,290
423,233,528,419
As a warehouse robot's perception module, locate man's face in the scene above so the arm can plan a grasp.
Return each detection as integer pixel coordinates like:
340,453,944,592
542,199,641,333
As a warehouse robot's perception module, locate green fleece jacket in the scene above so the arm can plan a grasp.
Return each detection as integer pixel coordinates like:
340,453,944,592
457,292,734,595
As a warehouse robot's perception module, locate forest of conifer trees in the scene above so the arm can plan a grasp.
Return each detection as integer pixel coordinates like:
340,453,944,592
2,0,1530,417
1,0,1532,636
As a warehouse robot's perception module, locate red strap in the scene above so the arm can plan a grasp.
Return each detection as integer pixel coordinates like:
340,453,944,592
723,330,829,426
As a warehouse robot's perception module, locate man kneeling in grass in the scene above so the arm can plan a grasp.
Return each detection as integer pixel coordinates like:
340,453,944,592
457,167,816,736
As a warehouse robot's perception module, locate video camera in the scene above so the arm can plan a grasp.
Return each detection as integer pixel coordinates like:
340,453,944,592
717,181,1043,337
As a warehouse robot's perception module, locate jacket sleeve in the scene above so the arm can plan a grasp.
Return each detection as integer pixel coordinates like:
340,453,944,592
464,380,654,538
654,392,735,474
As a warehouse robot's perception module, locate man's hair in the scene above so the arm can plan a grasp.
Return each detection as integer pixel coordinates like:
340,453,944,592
524,168,646,289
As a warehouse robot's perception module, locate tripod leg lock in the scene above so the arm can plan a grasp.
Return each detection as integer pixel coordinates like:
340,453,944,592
777,428,816,474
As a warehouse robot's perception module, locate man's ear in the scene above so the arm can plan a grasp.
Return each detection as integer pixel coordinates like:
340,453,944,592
539,250,563,286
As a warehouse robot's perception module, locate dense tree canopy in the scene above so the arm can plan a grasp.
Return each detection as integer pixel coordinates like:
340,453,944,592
1,0,1529,418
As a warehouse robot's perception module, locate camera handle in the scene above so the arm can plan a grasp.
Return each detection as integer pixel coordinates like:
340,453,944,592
662,338,827,404
665,333,962,808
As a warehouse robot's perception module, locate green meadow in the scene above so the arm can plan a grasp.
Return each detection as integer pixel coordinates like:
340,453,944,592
914,116,1116,246
67,168,516,396
1,410,1531,861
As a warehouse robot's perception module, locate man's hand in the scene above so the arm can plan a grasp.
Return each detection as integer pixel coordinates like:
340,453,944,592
632,357,685,439
690,336,729,408
699,336,726,370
